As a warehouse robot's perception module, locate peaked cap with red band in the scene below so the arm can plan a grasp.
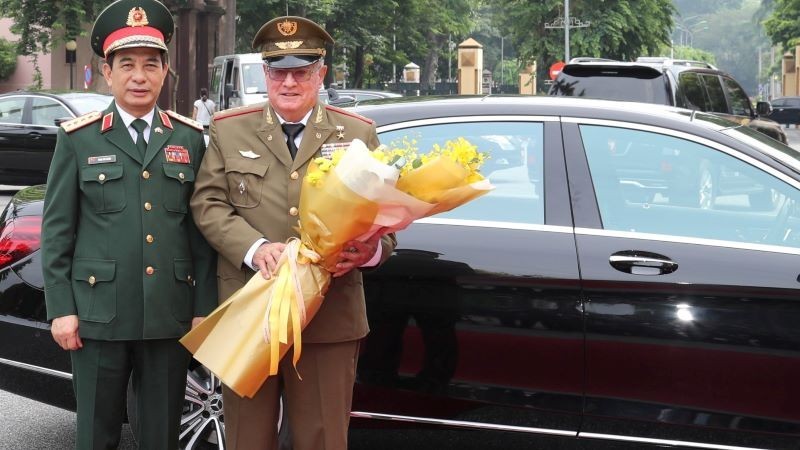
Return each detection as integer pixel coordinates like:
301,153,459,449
91,0,174,58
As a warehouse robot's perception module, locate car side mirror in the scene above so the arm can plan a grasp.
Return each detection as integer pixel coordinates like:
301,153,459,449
756,101,772,116
328,95,355,106
53,117,71,127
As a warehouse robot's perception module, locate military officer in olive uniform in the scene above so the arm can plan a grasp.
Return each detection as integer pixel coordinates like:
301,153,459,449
190,16,396,450
41,0,217,448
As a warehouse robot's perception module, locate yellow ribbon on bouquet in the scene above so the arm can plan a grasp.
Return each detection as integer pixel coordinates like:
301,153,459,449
180,239,331,398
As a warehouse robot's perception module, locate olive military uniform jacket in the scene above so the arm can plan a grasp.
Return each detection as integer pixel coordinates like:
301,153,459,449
190,102,396,343
42,102,218,340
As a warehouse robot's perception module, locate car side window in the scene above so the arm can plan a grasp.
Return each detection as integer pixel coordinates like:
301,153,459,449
580,124,800,248
700,74,729,114
722,77,753,117
30,97,70,126
379,121,544,224
0,97,26,124
678,72,709,110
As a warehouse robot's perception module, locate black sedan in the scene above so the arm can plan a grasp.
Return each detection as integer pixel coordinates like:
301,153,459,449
0,91,113,185
766,96,800,126
2,96,800,450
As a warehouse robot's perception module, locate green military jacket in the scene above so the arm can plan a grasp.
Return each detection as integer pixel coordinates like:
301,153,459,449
42,101,218,340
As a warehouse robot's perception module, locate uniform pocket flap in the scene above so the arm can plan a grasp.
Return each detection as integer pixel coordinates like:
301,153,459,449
80,164,123,184
174,259,195,284
224,157,269,177
72,258,116,284
162,163,196,184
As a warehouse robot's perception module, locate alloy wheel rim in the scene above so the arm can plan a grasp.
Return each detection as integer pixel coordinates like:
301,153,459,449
181,365,225,449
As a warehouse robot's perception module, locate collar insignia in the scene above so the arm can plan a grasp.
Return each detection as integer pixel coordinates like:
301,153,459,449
315,105,324,124
159,110,173,130
101,112,114,133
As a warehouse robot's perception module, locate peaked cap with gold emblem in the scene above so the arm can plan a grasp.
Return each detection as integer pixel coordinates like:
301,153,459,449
252,16,334,69
90,0,174,58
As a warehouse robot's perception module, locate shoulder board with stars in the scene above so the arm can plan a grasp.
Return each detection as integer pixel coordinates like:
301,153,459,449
61,111,102,133
324,104,374,125
164,110,203,131
214,103,264,121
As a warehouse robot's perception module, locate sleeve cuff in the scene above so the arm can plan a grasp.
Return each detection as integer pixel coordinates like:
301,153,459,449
244,238,269,270
360,244,382,268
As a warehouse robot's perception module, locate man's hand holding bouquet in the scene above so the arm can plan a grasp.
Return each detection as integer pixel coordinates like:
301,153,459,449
181,137,493,397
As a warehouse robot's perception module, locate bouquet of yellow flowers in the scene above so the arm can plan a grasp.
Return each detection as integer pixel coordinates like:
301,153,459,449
180,137,492,398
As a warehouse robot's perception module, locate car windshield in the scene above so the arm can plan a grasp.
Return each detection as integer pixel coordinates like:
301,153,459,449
242,63,267,94
63,94,113,115
550,65,670,104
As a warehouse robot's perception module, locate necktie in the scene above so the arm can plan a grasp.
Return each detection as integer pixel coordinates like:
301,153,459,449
131,119,148,157
281,123,305,159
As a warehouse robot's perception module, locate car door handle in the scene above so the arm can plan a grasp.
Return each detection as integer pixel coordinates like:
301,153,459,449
609,251,678,275
28,132,41,140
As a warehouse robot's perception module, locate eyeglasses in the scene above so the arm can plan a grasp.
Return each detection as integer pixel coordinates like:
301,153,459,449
266,64,321,82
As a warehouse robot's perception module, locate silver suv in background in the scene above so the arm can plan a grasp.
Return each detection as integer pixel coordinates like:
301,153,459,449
549,57,787,144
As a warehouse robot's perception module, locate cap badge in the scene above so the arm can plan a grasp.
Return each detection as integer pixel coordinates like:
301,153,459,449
277,19,298,36
275,40,303,50
127,7,149,27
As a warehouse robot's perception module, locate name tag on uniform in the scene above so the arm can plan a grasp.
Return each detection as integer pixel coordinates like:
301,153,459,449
164,145,190,164
87,155,117,165
320,142,351,159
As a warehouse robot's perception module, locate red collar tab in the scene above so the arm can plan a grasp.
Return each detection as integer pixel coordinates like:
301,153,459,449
159,110,173,129
101,112,114,133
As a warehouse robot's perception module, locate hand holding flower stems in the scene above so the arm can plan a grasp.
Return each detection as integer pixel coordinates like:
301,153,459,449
181,137,493,398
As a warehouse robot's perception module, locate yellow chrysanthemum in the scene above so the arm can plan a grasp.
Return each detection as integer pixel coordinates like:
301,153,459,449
305,136,488,188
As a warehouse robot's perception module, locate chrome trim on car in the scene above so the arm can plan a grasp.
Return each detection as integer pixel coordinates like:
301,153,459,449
350,411,770,450
415,217,573,234
377,115,559,133
561,117,800,190
349,411,577,437
575,227,800,255
579,432,770,450
0,357,72,380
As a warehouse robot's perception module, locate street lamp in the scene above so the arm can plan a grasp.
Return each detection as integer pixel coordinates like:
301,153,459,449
65,39,77,90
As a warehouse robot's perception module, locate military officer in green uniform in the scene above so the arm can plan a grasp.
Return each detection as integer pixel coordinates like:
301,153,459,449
41,0,217,448
190,16,396,450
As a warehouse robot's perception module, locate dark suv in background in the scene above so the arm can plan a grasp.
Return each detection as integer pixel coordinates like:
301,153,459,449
549,57,787,144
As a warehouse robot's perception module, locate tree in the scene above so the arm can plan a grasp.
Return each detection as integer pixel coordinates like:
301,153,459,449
763,0,800,49
0,37,17,80
692,0,769,94
0,0,98,56
674,0,743,16
492,0,674,90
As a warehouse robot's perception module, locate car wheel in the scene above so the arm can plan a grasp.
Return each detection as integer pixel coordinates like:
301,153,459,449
181,364,226,449
126,364,225,450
